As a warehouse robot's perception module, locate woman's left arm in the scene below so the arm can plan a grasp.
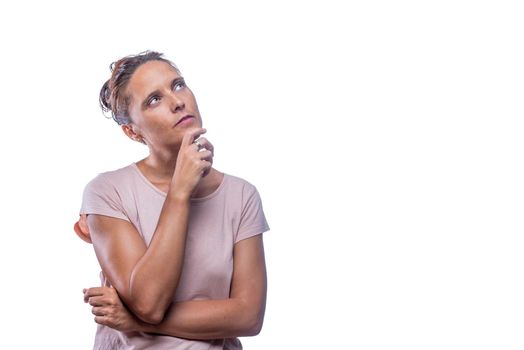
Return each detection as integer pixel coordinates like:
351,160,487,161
85,234,267,339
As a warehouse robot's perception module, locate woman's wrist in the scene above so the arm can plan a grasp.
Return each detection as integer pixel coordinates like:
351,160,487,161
166,187,192,203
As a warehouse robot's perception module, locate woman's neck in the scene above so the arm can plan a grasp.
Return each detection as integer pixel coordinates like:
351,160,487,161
136,153,223,199
140,152,178,181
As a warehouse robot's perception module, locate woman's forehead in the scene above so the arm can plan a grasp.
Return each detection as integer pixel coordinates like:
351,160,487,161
127,60,181,97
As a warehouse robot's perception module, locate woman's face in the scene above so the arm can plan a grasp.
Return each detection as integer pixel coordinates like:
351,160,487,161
124,60,203,149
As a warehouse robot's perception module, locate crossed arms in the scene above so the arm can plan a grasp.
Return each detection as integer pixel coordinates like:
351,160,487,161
81,208,267,340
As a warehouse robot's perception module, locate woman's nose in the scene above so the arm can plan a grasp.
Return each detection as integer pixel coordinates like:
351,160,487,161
169,93,185,113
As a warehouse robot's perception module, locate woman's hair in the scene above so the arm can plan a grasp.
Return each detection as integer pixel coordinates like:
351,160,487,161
99,50,179,125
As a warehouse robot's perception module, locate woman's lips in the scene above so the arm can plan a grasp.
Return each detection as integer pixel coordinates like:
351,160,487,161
175,115,195,127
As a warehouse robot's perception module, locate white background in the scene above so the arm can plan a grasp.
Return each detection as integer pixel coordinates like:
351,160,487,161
1,0,523,349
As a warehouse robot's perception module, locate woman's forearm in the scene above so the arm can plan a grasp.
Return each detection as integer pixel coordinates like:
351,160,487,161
138,298,264,339
136,235,268,339
127,193,191,323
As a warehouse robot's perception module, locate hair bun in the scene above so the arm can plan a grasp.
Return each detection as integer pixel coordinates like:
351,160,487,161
99,80,112,113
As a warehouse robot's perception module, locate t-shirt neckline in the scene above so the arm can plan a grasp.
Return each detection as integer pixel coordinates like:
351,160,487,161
130,162,227,203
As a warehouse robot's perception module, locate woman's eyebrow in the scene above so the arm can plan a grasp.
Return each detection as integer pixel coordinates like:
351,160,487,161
171,77,185,86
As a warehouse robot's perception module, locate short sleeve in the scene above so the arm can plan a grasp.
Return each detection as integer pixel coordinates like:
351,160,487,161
235,184,270,243
80,174,130,222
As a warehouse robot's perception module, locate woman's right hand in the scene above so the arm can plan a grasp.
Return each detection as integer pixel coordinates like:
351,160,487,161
84,286,142,333
170,127,213,198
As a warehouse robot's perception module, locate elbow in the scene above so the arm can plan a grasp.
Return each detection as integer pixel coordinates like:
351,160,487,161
242,307,265,336
131,300,166,325
244,317,264,336
124,283,170,325
245,319,263,336
137,309,164,325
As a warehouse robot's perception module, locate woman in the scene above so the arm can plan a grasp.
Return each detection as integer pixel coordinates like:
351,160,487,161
74,51,269,349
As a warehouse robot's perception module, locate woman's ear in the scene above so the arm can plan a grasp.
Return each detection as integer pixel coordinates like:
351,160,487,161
74,214,92,244
122,124,145,144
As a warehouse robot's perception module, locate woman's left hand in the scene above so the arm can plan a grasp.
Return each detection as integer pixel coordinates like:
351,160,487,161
84,286,142,332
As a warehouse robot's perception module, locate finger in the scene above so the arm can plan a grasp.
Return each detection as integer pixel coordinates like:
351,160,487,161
192,141,203,152
84,287,112,302
84,288,97,303
182,128,206,147
84,288,107,303
197,153,213,173
196,149,213,161
94,315,110,326
200,160,212,175
88,295,110,307
193,137,214,154
91,306,107,316
84,287,107,297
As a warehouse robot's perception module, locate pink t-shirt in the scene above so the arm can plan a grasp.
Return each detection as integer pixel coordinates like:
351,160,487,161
79,163,270,350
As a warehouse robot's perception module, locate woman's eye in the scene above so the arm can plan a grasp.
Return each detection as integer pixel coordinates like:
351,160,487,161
174,80,186,91
148,96,160,106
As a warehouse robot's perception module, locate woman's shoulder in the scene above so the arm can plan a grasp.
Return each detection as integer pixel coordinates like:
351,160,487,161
84,163,136,190
101,163,136,178
223,173,257,189
222,173,261,199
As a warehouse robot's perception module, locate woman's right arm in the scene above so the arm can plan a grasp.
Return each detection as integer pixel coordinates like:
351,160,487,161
88,128,211,325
